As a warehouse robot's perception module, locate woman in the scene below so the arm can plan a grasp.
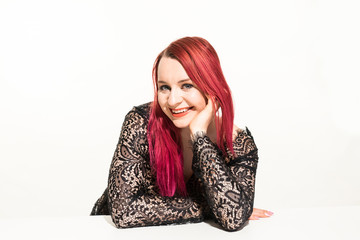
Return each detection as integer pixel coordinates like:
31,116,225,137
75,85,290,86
91,37,273,231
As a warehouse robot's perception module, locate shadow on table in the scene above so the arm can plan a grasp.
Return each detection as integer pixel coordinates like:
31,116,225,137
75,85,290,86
101,215,249,231
102,215,116,227
204,219,249,231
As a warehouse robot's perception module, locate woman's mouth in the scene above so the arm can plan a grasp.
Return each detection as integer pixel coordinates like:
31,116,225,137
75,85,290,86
170,107,193,117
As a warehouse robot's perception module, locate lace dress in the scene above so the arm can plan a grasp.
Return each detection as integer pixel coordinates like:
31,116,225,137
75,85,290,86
90,102,259,231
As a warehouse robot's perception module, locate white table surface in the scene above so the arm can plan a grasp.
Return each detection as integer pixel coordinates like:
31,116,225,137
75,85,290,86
1,206,359,240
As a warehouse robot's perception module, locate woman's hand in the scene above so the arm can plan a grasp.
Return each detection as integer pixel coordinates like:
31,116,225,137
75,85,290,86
248,208,274,220
189,96,217,135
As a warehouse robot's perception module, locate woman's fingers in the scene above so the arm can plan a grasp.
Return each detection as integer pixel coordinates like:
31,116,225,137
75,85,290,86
208,95,220,112
248,208,274,220
248,215,260,220
189,95,215,134
205,95,215,113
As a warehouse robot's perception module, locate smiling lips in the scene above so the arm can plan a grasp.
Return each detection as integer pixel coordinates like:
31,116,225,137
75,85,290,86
170,107,193,117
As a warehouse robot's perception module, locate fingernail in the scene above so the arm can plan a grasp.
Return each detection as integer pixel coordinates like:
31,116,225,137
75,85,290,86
265,211,274,216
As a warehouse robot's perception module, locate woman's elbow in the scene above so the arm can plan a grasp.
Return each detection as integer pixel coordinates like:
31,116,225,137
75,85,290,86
111,211,135,228
110,210,125,228
110,206,145,229
108,202,130,228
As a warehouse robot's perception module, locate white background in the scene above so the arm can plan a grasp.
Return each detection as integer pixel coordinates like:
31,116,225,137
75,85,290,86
0,0,359,217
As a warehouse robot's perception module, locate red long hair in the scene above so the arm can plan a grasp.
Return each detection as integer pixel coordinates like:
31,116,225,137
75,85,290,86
148,37,235,197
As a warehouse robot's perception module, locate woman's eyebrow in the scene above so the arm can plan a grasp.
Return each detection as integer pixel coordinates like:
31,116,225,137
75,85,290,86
158,78,191,84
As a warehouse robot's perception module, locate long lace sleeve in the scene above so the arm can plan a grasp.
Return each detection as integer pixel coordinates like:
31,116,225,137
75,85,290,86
108,106,204,228
191,128,258,231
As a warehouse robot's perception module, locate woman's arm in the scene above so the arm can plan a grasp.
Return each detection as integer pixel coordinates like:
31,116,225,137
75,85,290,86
108,107,203,228
191,129,258,231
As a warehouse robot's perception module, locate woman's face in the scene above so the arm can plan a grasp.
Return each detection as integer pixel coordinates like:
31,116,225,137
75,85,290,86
157,57,206,129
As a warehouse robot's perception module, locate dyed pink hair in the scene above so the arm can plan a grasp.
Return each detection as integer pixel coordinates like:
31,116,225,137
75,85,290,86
147,37,235,197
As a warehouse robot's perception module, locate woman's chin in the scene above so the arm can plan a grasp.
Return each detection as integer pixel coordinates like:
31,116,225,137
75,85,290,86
171,120,190,129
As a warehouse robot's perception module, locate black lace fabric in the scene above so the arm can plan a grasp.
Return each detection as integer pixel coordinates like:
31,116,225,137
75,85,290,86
91,102,259,231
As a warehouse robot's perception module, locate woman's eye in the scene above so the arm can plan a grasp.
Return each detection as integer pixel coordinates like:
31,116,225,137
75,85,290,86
182,84,193,89
159,85,170,91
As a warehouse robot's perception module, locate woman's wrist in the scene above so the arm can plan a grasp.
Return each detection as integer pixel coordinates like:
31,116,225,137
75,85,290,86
190,127,207,137
190,130,207,143
190,130,208,144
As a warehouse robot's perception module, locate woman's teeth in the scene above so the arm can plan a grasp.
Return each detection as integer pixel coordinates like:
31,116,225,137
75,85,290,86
171,107,192,114
172,109,188,114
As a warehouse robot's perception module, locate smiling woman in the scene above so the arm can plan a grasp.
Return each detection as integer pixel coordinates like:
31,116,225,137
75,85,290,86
90,37,272,231
157,58,207,130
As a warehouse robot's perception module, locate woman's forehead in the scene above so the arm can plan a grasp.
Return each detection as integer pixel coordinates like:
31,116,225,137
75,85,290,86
157,57,189,82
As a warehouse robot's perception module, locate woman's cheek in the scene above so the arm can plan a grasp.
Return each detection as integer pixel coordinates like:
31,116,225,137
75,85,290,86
187,91,206,109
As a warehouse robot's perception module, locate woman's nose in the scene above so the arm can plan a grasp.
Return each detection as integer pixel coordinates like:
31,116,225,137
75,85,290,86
168,88,182,106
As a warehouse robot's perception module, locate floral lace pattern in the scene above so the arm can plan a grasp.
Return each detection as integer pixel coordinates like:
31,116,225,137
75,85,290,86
91,102,258,231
